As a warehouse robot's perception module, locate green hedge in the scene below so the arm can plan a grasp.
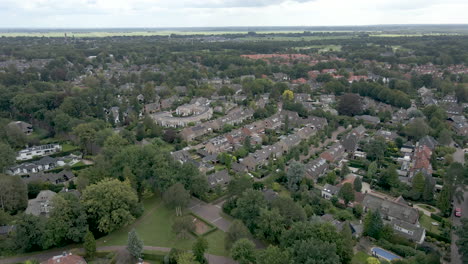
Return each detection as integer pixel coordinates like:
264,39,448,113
143,252,166,262
426,230,451,243
430,213,443,222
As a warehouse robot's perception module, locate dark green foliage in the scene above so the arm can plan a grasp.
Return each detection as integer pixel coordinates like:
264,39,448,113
193,237,208,264
231,238,256,264
84,231,96,259
338,93,362,116
363,210,383,239
225,220,250,250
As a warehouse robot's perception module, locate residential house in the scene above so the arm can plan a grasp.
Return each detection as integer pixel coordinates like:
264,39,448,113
144,102,160,114
320,143,345,163
304,158,329,181
321,184,341,199
22,170,75,184
25,190,57,217
8,156,59,175
16,144,62,161
207,170,231,189
391,219,426,244
355,115,380,125
362,193,419,224
419,136,438,150
8,121,33,135
376,130,397,141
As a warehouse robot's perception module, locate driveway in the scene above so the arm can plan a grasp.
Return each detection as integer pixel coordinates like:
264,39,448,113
453,148,465,165
189,198,232,232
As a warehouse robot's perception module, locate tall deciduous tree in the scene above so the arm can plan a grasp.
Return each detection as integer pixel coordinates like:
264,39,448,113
338,93,362,116
225,220,250,250
82,178,139,233
339,183,355,205
233,189,267,232
163,183,191,209
172,215,195,239
193,237,208,264
0,143,15,173
287,162,305,192
256,208,285,244
231,238,256,264
43,193,88,248
256,245,290,264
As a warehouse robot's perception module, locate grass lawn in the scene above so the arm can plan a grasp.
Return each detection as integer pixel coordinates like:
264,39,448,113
419,215,441,235
62,143,79,152
352,251,371,264
97,197,228,256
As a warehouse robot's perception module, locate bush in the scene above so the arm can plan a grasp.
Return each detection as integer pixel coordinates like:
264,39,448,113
377,239,420,258
430,213,443,222
426,230,451,243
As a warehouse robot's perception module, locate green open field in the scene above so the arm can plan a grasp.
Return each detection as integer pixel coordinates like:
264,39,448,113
0,30,309,38
97,197,229,256
294,45,342,52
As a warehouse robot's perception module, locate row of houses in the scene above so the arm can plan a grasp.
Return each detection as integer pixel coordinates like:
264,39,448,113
180,107,255,141
16,144,62,161
240,121,326,170
7,154,81,177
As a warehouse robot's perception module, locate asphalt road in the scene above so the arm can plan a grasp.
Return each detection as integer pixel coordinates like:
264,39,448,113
451,147,466,264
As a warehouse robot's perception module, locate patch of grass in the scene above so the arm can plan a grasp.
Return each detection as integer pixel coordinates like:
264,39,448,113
97,197,228,256
352,251,371,264
62,143,79,152
419,214,441,235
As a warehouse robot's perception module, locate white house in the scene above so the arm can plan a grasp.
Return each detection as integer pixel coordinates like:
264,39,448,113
16,144,62,161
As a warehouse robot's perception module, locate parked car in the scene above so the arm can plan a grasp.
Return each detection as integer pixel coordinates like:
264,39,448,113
455,207,462,217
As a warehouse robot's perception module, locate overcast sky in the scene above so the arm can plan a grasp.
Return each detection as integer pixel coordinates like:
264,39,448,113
1,0,467,28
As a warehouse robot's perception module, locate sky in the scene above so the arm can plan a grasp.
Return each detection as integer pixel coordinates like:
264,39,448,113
0,0,468,28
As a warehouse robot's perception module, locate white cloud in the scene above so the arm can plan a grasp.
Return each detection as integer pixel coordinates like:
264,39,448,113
0,0,466,28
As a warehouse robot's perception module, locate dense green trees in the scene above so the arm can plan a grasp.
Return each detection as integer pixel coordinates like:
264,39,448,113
457,218,468,263
338,93,362,116
81,178,139,233
225,220,251,250
163,183,191,209
231,238,256,264
44,193,88,247
0,143,15,173
363,210,384,239
339,183,355,205
0,174,28,214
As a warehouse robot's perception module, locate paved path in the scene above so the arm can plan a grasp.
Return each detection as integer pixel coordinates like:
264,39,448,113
413,204,440,216
188,198,232,232
453,148,465,165
0,246,236,264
